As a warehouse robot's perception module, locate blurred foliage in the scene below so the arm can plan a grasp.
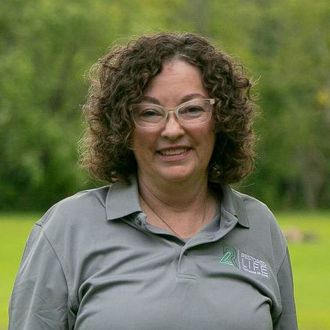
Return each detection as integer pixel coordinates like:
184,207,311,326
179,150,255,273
0,0,329,210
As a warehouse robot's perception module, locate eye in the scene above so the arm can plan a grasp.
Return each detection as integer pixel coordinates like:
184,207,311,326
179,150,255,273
179,105,205,118
139,108,162,118
136,104,164,122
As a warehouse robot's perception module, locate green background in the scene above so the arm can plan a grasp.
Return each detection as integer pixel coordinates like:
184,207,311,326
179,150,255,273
1,0,330,211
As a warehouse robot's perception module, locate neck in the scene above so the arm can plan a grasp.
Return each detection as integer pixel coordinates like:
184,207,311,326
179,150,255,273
137,172,210,211
137,172,219,238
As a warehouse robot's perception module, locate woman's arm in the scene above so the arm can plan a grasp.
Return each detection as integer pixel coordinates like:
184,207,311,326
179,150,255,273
274,249,298,329
9,224,71,330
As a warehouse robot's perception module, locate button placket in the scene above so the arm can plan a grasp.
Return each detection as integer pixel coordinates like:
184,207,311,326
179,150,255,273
176,230,229,276
177,248,197,279
135,213,146,227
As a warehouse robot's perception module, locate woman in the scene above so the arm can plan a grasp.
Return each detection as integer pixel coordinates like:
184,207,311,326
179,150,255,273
9,33,298,329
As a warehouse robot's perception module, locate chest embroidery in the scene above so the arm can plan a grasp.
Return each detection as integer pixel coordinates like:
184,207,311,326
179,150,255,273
219,246,269,278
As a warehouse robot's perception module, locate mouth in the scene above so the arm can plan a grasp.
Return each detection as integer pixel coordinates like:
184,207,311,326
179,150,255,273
157,147,191,158
157,147,190,155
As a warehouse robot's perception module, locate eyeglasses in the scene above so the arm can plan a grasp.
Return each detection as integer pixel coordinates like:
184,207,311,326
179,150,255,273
132,98,215,128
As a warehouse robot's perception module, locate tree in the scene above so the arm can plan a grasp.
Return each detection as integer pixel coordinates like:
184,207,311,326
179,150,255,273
1,0,329,210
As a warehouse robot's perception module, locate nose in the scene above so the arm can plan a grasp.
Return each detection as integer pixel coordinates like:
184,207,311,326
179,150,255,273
160,112,185,140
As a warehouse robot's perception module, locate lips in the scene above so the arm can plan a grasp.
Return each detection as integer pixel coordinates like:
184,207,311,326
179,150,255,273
158,147,190,156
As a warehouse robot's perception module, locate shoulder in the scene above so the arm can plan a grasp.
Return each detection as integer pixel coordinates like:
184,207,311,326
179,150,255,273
36,186,110,231
230,188,287,251
222,185,277,227
234,189,275,221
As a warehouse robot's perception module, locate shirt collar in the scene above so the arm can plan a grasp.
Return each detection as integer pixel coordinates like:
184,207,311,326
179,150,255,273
106,176,141,221
105,176,249,228
221,185,250,228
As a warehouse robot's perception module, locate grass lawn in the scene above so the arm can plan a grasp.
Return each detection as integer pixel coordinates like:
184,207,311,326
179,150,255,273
278,211,330,330
0,213,40,330
1,211,330,329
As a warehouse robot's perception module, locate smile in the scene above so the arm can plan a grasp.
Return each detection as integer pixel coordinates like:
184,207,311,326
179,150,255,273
157,148,190,156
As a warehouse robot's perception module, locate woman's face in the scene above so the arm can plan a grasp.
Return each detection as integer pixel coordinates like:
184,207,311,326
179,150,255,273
132,59,215,187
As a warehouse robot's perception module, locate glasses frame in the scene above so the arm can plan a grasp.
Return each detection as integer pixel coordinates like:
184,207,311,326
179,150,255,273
132,98,215,128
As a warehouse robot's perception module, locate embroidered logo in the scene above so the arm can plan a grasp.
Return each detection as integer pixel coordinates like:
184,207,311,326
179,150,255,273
219,246,269,278
219,246,238,267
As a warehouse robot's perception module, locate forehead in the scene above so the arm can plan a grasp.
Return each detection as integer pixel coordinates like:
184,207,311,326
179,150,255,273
143,59,208,105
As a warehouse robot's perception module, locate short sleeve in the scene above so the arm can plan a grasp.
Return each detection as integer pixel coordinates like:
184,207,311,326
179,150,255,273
9,224,71,330
273,248,298,330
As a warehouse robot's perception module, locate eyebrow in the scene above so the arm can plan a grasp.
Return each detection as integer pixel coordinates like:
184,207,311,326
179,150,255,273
141,93,207,105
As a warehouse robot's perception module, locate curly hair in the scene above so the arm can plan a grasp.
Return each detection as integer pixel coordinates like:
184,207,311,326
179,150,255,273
80,32,256,187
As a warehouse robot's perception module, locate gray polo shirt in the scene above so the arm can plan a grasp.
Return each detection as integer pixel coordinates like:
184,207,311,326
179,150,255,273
9,178,297,329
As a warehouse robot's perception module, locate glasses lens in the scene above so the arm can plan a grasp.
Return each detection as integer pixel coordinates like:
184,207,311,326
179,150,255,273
133,104,165,126
178,99,212,123
133,99,213,127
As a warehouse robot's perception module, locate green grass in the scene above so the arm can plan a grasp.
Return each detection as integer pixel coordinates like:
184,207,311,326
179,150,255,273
1,211,330,329
276,211,330,330
0,213,40,330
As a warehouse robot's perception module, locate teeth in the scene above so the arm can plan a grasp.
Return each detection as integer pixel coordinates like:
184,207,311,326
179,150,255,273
160,148,188,156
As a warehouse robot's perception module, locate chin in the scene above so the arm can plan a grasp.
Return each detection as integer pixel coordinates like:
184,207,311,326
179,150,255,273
159,168,196,183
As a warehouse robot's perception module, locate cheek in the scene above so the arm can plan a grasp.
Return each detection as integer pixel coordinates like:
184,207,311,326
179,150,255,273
200,127,216,161
132,129,157,157
200,122,215,146
204,136,215,159
133,129,147,148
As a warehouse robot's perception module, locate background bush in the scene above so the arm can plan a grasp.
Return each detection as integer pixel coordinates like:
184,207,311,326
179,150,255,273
1,0,329,210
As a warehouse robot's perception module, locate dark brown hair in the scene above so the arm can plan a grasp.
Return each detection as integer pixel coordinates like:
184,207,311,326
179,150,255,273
80,32,256,187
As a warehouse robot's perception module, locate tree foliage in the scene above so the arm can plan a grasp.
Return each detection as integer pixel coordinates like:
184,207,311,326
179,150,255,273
0,0,329,210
